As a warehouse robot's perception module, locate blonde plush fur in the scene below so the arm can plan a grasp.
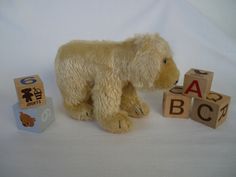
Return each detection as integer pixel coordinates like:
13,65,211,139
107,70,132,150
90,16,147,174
55,33,179,133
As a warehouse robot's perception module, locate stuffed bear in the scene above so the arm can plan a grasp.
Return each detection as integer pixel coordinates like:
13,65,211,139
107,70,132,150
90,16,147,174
55,34,179,133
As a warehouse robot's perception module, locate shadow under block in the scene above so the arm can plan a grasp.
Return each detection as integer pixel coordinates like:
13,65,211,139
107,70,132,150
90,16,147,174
191,91,231,128
183,68,214,99
163,86,192,118
14,75,46,109
13,97,55,133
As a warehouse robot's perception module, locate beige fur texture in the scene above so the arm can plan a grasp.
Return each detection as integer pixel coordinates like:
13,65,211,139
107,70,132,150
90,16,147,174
55,33,179,133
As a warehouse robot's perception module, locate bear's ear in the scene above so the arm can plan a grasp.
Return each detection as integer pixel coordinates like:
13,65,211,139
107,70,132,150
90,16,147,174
128,35,161,88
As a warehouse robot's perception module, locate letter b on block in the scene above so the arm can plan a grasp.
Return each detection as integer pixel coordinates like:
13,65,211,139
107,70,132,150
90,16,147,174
163,86,192,118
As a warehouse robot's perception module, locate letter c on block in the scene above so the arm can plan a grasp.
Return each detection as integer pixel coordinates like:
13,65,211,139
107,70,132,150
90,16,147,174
197,104,213,121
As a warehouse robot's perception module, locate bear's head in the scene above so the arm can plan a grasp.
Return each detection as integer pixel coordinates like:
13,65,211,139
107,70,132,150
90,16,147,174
128,34,179,90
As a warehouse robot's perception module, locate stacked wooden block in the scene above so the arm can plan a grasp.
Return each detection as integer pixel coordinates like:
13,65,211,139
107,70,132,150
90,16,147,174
13,75,55,133
163,68,231,128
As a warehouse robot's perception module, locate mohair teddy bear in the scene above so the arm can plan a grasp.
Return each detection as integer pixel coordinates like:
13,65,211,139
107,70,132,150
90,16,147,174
55,34,179,133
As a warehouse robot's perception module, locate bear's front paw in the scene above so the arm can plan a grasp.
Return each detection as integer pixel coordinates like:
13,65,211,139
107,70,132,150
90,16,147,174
126,102,150,118
65,103,94,121
98,111,132,133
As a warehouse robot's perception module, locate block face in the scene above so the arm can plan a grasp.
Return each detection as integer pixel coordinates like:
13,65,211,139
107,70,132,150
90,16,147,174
207,92,231,128
12,97,54,133
14,75,46,108
191,91,231,128
38,98,55,131
13,104,40,132
191,99,218,128
162,86,192,118
183,68,213,99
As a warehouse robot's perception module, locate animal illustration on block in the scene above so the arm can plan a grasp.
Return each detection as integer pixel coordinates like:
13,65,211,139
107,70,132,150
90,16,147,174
13,97,55,133
20,112,36,127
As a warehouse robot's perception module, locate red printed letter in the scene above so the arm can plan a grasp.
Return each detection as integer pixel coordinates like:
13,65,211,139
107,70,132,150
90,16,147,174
184,80,202,98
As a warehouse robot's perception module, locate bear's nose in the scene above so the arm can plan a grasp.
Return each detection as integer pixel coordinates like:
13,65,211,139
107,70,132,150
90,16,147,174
175,80,178,85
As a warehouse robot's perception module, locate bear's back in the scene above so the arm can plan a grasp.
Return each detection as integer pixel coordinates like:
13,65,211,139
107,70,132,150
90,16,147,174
58,40,118,61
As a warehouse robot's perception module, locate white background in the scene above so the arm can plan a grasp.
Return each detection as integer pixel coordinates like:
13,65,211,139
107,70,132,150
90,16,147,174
187,0,236,41
0,0,236,177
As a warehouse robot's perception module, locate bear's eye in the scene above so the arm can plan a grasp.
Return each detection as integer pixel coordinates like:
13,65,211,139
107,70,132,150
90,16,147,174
163,58,167,64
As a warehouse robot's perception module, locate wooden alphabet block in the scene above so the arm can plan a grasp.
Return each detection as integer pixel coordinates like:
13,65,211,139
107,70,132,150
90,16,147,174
12,97,55,133
163,86,192,118
191,91,231,128
14,75,46,108
183,68,214,99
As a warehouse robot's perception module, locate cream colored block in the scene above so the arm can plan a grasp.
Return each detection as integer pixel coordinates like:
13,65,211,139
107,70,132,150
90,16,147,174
14,75,46,108
163,86,192,118
191,91,231,128
183,68,213,99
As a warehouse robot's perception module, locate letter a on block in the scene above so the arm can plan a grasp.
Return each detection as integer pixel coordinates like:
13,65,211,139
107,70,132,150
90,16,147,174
183,68,214,99
184,80,202,98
